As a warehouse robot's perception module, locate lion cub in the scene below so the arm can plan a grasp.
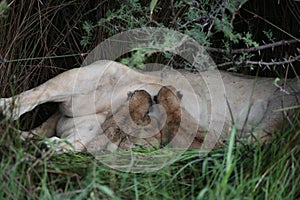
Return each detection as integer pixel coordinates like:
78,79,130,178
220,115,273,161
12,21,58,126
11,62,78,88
154,86,182,146
155,86,205,149
101,90,161,151
101,86,205,151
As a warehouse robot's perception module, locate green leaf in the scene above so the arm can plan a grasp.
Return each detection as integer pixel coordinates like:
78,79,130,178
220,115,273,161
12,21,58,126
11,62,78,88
150,0,158,14
273,77,281,86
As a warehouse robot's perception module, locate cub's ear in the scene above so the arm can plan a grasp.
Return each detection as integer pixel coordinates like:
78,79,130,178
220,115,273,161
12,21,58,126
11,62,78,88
155,85,183,102
176,91,183,100
127,91,133,100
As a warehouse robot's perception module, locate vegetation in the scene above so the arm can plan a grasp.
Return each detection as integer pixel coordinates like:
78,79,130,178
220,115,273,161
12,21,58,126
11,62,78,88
0,0,299,199
0,117,299,199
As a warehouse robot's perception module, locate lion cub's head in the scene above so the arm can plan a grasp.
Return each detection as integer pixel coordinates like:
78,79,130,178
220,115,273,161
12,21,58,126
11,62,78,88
154,85,183,145
154,85,204,149
154,85,182,123
127,90,153,125
154,85,182,113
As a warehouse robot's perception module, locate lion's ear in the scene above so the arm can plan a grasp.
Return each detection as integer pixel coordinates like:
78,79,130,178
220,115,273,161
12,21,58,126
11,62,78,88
176,91,183,100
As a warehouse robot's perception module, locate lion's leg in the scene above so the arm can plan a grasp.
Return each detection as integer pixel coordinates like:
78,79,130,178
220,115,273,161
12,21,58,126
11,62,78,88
0,67,86,120
0,60,161,120
0,61,115,119
0,76,71,120
20,112,61,140
47,113,107,152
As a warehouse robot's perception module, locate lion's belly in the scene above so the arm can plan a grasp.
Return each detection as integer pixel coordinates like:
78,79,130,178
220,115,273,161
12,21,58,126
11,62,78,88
56,113,106,139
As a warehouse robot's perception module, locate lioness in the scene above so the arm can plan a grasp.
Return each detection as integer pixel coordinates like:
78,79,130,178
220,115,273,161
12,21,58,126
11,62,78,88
0,60,299,151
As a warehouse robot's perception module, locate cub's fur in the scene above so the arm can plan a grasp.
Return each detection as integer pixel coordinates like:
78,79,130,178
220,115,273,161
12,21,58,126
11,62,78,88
128,90,152,126
102,86,206,151
155,86,205,149
154,86,182,145
101,90,160,151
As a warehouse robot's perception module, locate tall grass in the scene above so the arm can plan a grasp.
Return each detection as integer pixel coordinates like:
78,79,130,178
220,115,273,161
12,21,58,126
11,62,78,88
0,115,299,199
0,0,97,97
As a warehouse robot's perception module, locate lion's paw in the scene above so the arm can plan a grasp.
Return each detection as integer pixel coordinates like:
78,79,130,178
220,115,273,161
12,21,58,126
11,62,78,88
41,137,86,153
0,98,20,120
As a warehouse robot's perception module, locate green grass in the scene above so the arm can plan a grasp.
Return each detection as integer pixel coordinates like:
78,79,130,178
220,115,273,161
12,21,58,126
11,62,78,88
0,118,299,199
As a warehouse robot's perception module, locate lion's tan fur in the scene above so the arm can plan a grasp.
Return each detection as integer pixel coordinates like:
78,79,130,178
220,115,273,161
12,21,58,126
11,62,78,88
0,60,298,151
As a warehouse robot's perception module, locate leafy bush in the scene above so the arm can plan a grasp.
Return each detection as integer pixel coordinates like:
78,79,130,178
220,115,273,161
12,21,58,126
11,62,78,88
80,0,299,75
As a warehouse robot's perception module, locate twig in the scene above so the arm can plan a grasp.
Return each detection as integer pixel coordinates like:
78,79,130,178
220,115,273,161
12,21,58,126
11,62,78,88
170,0,179,30
217,54,300,67
208,39,298,54
245,55,300,66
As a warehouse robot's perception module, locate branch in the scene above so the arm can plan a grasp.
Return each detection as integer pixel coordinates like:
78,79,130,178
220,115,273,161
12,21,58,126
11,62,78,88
208,39,298,54
217,54,300,68
245,55,300,66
